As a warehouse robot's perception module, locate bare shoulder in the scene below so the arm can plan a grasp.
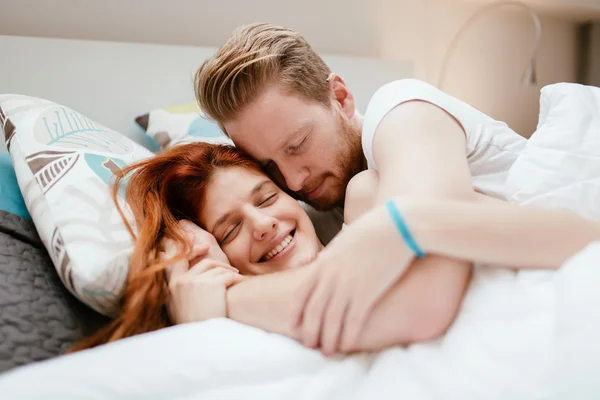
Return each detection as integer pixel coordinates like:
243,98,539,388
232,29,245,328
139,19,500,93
344,170,379,224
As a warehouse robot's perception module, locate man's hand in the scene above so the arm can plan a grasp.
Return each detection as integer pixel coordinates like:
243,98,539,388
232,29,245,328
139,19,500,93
293,205,414,355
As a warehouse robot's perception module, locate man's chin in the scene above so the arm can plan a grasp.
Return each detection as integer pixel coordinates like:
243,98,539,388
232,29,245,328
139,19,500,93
286,186,340,211
302,196,339,212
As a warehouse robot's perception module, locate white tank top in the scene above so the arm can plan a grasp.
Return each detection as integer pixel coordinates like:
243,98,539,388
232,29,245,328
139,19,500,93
361,79,527,200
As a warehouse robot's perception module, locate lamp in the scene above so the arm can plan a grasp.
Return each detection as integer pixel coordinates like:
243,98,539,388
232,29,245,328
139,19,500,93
437,0,542,90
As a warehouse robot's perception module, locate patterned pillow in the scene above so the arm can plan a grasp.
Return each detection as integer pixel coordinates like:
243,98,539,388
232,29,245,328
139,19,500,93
135,101,232,150
0,94,153,317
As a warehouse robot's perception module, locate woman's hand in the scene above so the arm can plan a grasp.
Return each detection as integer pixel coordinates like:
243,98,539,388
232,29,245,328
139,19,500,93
161,221,244,324
177,219,230,265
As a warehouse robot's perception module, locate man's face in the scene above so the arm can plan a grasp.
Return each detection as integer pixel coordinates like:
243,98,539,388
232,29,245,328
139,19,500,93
224,84,364,211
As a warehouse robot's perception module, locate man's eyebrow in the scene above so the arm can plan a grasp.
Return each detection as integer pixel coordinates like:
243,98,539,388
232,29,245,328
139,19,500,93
278,122,313,152
212,179,271,232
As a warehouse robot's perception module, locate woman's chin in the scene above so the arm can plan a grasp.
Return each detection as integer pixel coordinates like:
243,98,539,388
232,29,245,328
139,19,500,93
287,250,317,270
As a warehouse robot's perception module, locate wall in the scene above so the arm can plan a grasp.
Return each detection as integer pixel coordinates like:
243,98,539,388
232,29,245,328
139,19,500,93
375,0,580,136
0,0,585,136
584,23,600,86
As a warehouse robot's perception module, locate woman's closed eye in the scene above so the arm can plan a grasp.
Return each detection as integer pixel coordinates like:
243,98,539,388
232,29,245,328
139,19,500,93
259,193,278,207
221,222,241,245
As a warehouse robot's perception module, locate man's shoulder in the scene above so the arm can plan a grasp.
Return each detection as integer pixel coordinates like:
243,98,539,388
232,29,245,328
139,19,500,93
363,78,495,139
365,79,459,117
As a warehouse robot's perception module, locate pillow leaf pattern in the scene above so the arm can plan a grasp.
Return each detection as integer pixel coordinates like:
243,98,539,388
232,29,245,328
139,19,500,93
34,107,133,154
1,107,16,151
84,153,127,199
26,150,80,194
50,228,74,294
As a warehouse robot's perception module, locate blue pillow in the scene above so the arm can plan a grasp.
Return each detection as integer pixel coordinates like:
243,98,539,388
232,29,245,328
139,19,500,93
0,153,30,219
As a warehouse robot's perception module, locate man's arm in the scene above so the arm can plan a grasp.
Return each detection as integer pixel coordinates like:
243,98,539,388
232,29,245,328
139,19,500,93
368,100,477,338
342,169,470,344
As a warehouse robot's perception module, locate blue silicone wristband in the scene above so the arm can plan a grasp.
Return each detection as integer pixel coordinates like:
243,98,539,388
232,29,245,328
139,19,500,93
385,200,425,258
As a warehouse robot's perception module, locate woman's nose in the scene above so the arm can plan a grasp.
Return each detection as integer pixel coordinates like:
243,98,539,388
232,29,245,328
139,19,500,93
251,211,278,241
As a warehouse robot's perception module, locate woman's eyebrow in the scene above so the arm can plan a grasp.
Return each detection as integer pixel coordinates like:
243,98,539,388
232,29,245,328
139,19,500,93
212,179,272,232
212,212,232,234
251,179,271,196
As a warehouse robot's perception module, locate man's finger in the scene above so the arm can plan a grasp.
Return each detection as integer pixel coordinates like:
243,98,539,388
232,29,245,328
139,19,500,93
320,293,348,356
301,278,333,349
340,302,370,353
290,263,319,332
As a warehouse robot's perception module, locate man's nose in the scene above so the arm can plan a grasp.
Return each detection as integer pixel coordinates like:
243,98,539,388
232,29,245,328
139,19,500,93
280,164,310,193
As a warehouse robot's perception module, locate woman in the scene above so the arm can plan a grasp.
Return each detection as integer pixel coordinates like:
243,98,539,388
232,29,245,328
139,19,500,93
73,142,600,353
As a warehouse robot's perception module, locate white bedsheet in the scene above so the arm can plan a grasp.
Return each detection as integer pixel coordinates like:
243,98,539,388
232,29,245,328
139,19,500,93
2,83,600,399
0,250,599,400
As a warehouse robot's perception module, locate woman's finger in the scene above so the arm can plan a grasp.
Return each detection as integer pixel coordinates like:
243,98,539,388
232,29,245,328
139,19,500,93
161,237,185,277
188,242,211,260
161,237,179,258
178,219,200,233
186,232,196,245
189,259,239,275
212,270,246,287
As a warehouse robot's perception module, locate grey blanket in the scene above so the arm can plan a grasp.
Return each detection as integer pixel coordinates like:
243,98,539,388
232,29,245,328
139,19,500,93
0,211,108,374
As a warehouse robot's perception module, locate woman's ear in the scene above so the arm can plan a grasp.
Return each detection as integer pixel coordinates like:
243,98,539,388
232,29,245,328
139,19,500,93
326,73,356,119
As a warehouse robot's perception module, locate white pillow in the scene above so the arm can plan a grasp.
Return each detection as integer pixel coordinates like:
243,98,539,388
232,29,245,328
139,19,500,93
1,94,153,316
505,82,600,221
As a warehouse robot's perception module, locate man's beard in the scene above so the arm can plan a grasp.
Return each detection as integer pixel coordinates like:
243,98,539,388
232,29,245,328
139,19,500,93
296,113,365,211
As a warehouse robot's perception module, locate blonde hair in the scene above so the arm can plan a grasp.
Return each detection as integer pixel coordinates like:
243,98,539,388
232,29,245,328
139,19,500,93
194,23,331,132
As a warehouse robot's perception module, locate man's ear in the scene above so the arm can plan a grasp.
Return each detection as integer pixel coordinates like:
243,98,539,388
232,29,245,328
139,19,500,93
326,73,355,119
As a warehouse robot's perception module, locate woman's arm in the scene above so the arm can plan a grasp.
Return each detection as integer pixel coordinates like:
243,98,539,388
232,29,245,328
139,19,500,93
400,198,600,269
226,255,468,350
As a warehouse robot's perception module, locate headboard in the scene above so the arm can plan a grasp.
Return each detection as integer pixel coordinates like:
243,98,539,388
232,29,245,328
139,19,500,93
0,35,413,152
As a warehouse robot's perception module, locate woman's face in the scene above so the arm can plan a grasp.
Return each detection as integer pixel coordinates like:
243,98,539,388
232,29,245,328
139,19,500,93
199,167,322,275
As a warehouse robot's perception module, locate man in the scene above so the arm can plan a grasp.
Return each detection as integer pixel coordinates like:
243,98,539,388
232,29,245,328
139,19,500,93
192,23,526,354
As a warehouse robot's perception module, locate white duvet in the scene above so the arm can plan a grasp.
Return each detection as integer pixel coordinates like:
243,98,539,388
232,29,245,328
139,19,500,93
2,83,600,399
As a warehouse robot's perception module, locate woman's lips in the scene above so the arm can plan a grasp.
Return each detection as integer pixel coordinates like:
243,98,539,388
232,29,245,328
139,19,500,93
264,230,296,262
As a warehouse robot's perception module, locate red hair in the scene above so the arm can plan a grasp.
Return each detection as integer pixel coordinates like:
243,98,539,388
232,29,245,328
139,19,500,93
71,142,264,351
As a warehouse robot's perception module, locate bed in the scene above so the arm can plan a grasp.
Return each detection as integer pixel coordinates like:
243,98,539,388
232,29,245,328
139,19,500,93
2,35,600,399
